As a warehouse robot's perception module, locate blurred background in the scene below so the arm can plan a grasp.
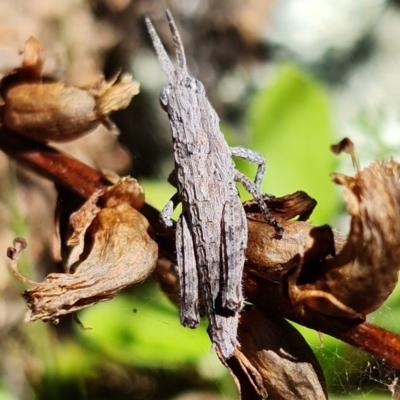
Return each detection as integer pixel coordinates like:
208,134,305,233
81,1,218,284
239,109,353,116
1,0,400,399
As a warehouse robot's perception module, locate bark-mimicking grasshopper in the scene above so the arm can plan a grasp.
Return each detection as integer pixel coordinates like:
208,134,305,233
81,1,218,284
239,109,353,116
146,10,282,359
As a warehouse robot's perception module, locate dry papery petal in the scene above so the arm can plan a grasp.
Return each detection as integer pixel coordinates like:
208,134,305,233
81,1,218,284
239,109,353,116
243,190,317,222
236,307,327,400
66,188,104,270
66,177,144,268
101,176,145,210
8,178,157,323
20,36,45,79
284,138,400,318
1,36,139,142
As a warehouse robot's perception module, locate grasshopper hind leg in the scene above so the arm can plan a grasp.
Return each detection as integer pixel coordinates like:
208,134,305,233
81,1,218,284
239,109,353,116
219,196,247,314
176,215,200,328
230,146,266,189
234,170,283,238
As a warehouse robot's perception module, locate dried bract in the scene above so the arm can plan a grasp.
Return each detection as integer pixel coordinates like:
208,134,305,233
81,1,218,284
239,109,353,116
237,307,327,400
244,191,332,283
1,37,139,142
285,139,400,318
8,178,157,323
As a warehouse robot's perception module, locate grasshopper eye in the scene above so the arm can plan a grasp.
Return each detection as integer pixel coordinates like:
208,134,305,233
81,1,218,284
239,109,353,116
160,86,170,111
194,79,205,95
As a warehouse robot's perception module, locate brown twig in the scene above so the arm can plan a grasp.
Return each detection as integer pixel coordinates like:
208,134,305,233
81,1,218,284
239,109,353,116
0,128,109,198
1,128,400,370
243,272,400,370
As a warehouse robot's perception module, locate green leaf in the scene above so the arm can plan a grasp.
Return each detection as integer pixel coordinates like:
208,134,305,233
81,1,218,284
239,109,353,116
141,179,182,219
141,180,176,212
245,64,338,224
0,388,16,400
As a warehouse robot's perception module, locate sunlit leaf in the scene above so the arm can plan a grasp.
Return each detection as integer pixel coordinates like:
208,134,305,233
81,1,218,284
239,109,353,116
245,64,338,224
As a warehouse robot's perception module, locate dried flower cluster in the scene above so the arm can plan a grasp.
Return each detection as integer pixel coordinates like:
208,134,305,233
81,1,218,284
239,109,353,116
0,36,156,325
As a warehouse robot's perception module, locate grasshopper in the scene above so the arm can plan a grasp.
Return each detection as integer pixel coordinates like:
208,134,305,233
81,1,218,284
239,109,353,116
146,10,282,359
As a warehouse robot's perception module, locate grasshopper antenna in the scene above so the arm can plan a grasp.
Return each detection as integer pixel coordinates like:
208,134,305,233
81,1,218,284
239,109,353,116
166,9,188,76
145,16,175,82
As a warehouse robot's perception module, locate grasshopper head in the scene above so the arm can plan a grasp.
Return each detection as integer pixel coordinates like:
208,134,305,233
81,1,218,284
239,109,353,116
159,77,205,111
146,10,207,112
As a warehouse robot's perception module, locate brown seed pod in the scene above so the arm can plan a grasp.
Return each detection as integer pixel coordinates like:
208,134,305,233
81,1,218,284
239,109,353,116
2,83,99,141
0,36,139,142
2,75,140,142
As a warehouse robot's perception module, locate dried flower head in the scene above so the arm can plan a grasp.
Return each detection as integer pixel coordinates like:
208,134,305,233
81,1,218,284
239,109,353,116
284,138,400,318
8,178,157,323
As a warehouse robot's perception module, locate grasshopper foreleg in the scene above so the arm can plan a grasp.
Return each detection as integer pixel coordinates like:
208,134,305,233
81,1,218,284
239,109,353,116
160,192,180,228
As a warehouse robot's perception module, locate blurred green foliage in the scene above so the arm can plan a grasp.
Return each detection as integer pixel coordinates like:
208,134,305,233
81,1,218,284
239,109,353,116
78,291,213,367
242,64,338,224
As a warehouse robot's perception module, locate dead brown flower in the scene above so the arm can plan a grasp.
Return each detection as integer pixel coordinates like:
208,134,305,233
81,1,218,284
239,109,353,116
7,178,157,323
284,139,400,319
